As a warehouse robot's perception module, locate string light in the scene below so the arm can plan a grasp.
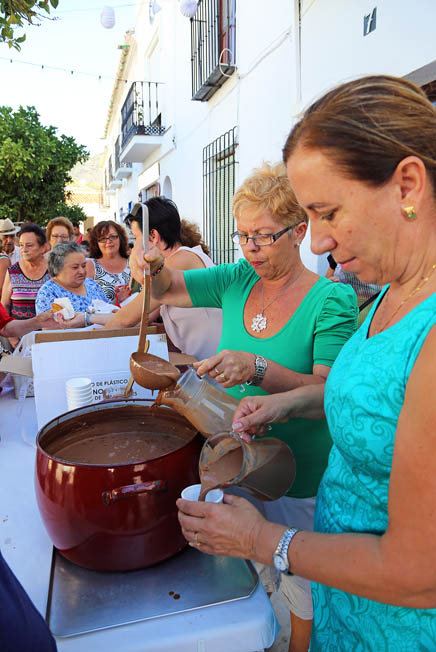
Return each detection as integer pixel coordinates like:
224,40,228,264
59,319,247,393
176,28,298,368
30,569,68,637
0,55,128,82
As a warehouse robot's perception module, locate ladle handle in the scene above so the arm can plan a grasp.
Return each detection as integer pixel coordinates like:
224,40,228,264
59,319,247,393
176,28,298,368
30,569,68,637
137,201,150,354
137,275,151,354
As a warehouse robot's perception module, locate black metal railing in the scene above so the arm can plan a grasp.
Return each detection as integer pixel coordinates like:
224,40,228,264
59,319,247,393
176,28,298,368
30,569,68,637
121,81,165,147
101,169,111,206
108,155,114,183
114,135,132,172
203,126,238,264
191,0,236,101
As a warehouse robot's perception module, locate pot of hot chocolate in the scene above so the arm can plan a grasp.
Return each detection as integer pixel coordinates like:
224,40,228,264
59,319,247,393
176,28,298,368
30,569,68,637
35,399,203,571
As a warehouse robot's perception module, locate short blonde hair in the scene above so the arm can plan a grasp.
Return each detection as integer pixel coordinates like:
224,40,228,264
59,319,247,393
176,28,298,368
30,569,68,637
232,162,307,227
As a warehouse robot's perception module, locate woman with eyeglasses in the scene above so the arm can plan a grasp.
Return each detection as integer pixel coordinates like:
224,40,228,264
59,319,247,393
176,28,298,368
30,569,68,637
86,221,131,305
45,216,74,250
139,162,357,652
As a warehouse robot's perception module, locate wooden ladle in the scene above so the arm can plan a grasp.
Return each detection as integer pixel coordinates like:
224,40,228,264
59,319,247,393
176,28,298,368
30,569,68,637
126,202,180,393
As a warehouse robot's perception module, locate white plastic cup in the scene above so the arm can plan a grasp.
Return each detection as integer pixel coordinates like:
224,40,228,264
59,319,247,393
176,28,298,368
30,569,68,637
66,386,94,410
67,397,94,411
65,378,93,410
66,377,93,391
66,387,94,398
66,389,93,399
181,483,223,503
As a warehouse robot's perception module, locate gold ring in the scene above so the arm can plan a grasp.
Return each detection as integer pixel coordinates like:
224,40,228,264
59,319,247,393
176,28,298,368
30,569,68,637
219,373,227,381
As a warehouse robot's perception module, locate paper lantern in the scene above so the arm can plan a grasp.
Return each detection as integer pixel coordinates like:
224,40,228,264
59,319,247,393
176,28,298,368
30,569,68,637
101,5,115,29
151,1,162,15
180,0,198,18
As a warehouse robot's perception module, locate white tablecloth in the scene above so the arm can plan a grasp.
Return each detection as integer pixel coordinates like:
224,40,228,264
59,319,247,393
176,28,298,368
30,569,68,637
0,388,279,651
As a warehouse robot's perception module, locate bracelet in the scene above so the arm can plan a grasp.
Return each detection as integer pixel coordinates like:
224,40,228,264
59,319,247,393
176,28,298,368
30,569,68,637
151,261,165,277
84,312,91,327
246,355,268,386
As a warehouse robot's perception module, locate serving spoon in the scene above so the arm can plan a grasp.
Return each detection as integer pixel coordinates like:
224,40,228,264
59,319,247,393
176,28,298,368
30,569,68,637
126,202,180,393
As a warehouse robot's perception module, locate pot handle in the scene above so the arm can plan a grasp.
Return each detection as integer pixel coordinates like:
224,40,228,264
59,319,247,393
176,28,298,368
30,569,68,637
102,480,167,506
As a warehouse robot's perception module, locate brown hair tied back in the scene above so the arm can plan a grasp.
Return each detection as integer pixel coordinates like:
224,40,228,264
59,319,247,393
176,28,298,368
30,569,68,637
283,75,436,194
180,219,210,256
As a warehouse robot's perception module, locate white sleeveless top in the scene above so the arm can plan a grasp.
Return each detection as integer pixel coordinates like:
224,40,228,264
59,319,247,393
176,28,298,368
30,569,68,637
160,245,223,361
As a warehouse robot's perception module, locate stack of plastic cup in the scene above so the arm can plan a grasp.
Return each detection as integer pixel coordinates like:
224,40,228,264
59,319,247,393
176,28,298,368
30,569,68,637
65,377,94,411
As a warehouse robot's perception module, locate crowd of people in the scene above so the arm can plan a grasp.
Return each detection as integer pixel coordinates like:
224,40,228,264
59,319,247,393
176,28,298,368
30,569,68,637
2,73,436,651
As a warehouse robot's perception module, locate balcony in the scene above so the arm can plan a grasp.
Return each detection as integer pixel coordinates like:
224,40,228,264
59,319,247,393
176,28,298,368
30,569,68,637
120,81,166,164
114,135,132,180
191,0,236,102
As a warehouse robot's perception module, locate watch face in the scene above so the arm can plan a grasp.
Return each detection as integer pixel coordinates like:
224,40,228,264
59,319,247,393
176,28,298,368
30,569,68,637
273,553,288,573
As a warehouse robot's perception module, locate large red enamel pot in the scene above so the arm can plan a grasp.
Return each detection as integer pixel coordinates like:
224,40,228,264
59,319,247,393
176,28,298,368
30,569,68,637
35,400,203,571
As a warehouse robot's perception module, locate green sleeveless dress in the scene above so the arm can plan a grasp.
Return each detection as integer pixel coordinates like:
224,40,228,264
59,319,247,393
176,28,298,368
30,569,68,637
311,289,436,651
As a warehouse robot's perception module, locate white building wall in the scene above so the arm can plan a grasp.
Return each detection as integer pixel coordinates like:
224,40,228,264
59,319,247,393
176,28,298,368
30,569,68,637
300,0,436,107
103,0,436,273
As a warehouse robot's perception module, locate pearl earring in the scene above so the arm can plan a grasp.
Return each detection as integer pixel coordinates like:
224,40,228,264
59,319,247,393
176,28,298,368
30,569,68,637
403,206,417,220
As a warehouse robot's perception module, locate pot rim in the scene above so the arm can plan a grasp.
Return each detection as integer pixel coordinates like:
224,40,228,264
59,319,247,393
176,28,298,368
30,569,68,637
36,398,201,468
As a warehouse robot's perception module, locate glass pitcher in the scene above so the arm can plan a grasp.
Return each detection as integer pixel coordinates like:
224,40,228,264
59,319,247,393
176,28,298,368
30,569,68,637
158,368,240,436
198,430,296,502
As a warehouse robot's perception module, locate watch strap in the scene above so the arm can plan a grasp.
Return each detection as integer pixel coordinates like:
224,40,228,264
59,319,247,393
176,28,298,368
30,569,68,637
273,527,300,574
246,355,268,386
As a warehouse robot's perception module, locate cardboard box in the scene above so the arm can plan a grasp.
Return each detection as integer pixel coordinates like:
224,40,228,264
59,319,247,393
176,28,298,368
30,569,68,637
0,327,197,430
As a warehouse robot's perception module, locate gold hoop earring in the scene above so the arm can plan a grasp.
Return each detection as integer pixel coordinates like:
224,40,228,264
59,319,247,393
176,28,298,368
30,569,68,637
403,206,417,221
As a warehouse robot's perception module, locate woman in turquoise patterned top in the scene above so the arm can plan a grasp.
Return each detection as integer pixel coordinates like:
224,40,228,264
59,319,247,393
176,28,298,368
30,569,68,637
177,75,436,651
138,162,357,652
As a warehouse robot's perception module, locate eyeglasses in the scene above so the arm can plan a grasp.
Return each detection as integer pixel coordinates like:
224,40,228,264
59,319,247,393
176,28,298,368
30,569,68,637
231,225,294,246
98,234,119,244
51,235,70,241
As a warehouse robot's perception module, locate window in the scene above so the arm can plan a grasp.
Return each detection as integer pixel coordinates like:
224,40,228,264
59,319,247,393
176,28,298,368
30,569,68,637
203,127,238,264
191,0,236,101
139,183,161,202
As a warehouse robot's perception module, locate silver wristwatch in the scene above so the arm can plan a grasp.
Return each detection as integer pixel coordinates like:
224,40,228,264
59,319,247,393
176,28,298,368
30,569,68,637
246,355,268,386
273,527,300,573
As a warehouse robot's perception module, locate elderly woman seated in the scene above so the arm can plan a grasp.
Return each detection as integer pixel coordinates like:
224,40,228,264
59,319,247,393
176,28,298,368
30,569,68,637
35,242,114,327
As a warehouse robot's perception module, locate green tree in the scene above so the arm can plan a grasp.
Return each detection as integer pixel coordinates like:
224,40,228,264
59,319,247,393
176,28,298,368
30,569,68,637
54,203,88,224
0,105,88,225
0,0,59,50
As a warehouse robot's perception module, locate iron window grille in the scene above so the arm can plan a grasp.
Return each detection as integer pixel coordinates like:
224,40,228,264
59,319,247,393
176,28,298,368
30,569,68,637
191,0,236,101
203,126,238,264
121,81,166,148
114,135,132,172
108,155,114,183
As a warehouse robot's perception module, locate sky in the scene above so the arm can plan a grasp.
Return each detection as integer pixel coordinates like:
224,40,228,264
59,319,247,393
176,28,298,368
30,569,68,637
0,1,138,156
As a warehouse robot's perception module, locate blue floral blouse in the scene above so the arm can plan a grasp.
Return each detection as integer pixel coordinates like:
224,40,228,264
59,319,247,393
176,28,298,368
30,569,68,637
35,278,108,314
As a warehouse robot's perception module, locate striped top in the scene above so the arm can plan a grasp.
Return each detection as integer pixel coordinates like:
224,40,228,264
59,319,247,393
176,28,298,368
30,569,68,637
9,262,50,320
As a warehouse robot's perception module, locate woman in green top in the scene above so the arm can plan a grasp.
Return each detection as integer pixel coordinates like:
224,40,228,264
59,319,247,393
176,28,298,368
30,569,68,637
139,162,357,652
